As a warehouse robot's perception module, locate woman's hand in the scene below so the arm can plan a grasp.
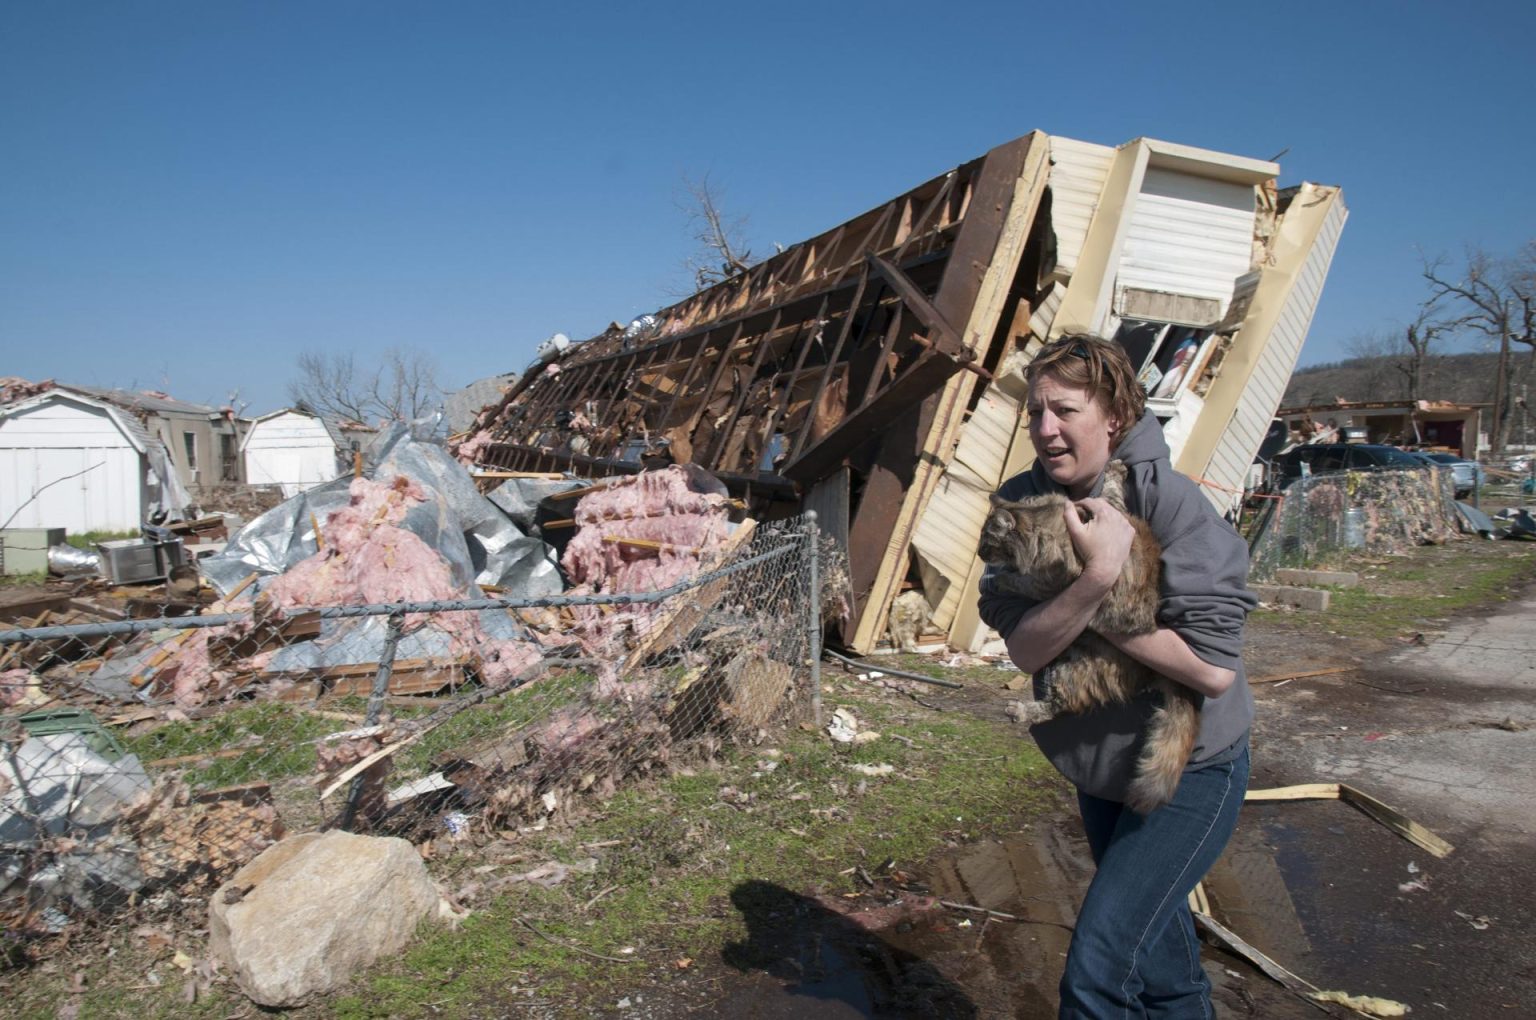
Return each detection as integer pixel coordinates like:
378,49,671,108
1064,497,1134,587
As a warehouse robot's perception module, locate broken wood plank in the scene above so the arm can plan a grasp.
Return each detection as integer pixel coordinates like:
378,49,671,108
600,536,703,556
1246,783,1453,858
622,518,758,672
1249,666,1352,685
266,658,470,702
472,471,569,479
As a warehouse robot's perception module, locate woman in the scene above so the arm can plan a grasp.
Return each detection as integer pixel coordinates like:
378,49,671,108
977,334,1257,1019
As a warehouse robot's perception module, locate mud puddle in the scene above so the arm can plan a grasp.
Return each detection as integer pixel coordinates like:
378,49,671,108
701,818,1326,1018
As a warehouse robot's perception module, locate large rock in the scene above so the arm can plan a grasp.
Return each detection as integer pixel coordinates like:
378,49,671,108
209,830,440,1007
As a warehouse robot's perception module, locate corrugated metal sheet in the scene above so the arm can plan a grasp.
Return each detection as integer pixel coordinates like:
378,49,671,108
1115,168,1256,309
1202,186,1349,509
1048,137,1115,278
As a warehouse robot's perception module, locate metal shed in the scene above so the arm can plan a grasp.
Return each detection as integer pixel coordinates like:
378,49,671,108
0,390,168,533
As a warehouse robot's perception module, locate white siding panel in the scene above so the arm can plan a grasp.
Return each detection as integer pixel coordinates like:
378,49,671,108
0,445,143,531
1048,137,1115,277
244,413,342,490
912,376,1027,629
1116,168,1256,308
1202,188,1348,509
0,400,129,450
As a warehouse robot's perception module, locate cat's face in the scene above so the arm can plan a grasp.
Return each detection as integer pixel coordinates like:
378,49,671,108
978,492,1078,574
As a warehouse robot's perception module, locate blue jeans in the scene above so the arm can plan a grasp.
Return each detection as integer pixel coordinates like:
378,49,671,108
1059,748,1249,1019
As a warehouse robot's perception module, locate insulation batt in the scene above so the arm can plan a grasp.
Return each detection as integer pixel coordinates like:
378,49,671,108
560,467,733,664
153,475,539,703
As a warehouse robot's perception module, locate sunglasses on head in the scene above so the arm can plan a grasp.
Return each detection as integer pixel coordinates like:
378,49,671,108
1044,338,1092,361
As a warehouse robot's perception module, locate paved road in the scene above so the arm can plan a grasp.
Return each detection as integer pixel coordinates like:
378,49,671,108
1246,589,1536,1015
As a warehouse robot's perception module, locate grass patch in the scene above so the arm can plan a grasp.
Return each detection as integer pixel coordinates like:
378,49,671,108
336,678,1051,1018
9,664,1053,1019
65,530,140,550
1259,539,1536,640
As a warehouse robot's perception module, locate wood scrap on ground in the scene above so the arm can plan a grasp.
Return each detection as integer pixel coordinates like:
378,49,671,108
1246,783,1453,858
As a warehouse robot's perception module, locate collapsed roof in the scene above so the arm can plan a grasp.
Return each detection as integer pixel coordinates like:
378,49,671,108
459,131,1348,653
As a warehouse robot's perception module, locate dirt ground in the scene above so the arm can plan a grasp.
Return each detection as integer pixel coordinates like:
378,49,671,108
608,550,1536,1019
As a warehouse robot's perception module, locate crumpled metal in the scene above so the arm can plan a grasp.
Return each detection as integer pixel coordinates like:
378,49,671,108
200,417,565,597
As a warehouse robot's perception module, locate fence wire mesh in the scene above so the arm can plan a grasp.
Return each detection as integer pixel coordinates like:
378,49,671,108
0,515,824,939
1248,465,1459,580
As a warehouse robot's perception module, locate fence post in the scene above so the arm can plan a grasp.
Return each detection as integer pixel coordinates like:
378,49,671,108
805,510,822,729
342,610,405,831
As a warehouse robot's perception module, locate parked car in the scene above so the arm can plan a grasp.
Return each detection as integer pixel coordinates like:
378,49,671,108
1407,451,1485,499
1267,443,1424,490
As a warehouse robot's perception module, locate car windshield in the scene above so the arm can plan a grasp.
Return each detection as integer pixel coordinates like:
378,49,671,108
1425,453,1464,465
1372,448,1419,466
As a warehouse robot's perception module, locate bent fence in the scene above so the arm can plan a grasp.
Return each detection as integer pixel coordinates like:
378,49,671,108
1248,466,1459,580
0,515,825,933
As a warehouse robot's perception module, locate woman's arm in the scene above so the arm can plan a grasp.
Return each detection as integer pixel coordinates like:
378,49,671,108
1003,569,1115,672
1095,627,1235,698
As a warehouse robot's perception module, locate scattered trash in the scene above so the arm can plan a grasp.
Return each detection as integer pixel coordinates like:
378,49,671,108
848,763,895,777
1309,990,1412,1016
827,708,859,743
1453,910,1491,931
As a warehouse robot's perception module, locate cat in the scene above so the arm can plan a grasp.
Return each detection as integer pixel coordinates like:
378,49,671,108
887,589,932,653
977,460,1199,814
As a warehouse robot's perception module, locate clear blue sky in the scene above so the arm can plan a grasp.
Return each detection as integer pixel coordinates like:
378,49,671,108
4,1,1533,416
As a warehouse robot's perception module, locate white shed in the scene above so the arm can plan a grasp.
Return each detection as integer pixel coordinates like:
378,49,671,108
242,408,351,497
0,391,183,532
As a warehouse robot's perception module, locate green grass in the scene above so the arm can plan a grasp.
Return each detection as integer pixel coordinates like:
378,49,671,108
65,529,140,550
1260,539,1536,640
4,663,1048,1019
325,683,1052,1018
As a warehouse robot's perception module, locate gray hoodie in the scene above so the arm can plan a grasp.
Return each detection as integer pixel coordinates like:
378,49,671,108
976,411,1258,802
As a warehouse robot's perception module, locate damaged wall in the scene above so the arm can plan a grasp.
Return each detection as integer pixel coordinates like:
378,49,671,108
457,129,1347,654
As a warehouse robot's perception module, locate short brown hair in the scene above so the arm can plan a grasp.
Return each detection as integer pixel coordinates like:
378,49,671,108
1024,333,1147,444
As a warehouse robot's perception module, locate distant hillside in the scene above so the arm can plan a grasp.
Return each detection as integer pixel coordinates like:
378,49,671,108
1282,351,1515,409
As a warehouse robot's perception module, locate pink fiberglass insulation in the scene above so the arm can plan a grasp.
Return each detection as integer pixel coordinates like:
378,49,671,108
559,467,734,664
153,474,540,705
453,428,494,467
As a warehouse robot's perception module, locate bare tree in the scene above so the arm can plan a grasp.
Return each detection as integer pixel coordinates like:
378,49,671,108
678,174,758,289
287,347,443,425
1423,247,1536,453
1342,329,1404,401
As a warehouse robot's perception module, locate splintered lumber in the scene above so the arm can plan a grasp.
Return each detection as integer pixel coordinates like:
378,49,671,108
548,475,643,502
474,471,568,479
207,608,322,661
1246,783,1454,858
268,658,470,702
1192,911,1325,1005
1249,666,1352,685
622,518,758,671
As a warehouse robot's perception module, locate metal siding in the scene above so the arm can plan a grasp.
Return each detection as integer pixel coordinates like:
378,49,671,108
1202,189,1348,509
0,445,142,532
1048,137,1115,278
912,379,1026,629
1117,168,1256,307
244,412,343,490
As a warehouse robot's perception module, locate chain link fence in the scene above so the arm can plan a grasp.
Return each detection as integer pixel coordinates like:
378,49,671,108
1,512,827,941
1248,465,1460,580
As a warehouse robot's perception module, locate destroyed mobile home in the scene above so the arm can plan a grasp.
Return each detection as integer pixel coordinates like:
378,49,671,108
0,127,1350,960
457,130,1349,654
0,420,822,934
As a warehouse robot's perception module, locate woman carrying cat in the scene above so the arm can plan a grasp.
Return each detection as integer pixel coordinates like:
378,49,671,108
977,333,1258,1019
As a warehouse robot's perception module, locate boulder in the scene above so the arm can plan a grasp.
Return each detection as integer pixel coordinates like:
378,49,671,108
209,830,440,1007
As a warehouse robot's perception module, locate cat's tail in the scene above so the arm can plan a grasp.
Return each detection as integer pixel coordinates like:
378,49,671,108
1124,682,1201,815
